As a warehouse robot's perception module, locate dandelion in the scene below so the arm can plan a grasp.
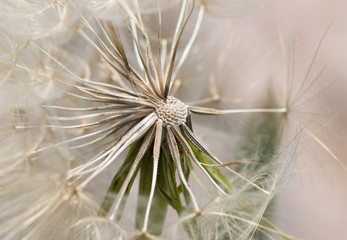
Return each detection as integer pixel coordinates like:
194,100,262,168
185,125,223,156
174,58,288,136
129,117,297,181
1,0,338,239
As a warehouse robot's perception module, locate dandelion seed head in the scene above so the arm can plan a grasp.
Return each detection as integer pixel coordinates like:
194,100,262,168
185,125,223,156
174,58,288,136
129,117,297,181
155,96,188,125
0,0,315,238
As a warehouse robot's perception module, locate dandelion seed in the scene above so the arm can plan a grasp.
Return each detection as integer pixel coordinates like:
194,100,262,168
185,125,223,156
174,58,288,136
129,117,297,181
30,0,285,237
1,0,330,239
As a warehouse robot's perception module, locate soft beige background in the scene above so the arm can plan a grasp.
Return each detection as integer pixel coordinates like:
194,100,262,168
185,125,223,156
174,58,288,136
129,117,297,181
270,1,347,239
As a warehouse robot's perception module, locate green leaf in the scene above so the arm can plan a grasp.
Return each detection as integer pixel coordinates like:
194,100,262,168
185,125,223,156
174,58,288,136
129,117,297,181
159,144,184,214
187,140,232,193
136,148,154,229
98,139,143,217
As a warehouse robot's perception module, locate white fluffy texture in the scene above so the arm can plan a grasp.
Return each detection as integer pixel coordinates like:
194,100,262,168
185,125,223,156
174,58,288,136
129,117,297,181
0,107,44,175
0,147,98,240
0,0,336,239
169,141,296,240
82,0,178,20
0,33,90,102
0,0,81,43
68,217,126,240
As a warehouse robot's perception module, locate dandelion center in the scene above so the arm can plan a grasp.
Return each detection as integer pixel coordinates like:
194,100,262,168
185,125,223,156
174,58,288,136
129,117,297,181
155,96,188,125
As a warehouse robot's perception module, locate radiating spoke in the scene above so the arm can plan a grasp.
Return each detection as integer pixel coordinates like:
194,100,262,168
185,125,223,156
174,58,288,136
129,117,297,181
169,4,205,93
181,124,270,195
42,104,130,112
77,113,158,190
39,111,150,130
108,126,156,221
142,119,163,232
47,111,124,121
170,125,229,196
189,106,287,115
167,126,200,212
164,0,192,97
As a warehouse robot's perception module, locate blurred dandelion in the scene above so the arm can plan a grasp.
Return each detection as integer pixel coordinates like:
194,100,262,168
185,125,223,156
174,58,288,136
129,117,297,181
0,0,342,239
